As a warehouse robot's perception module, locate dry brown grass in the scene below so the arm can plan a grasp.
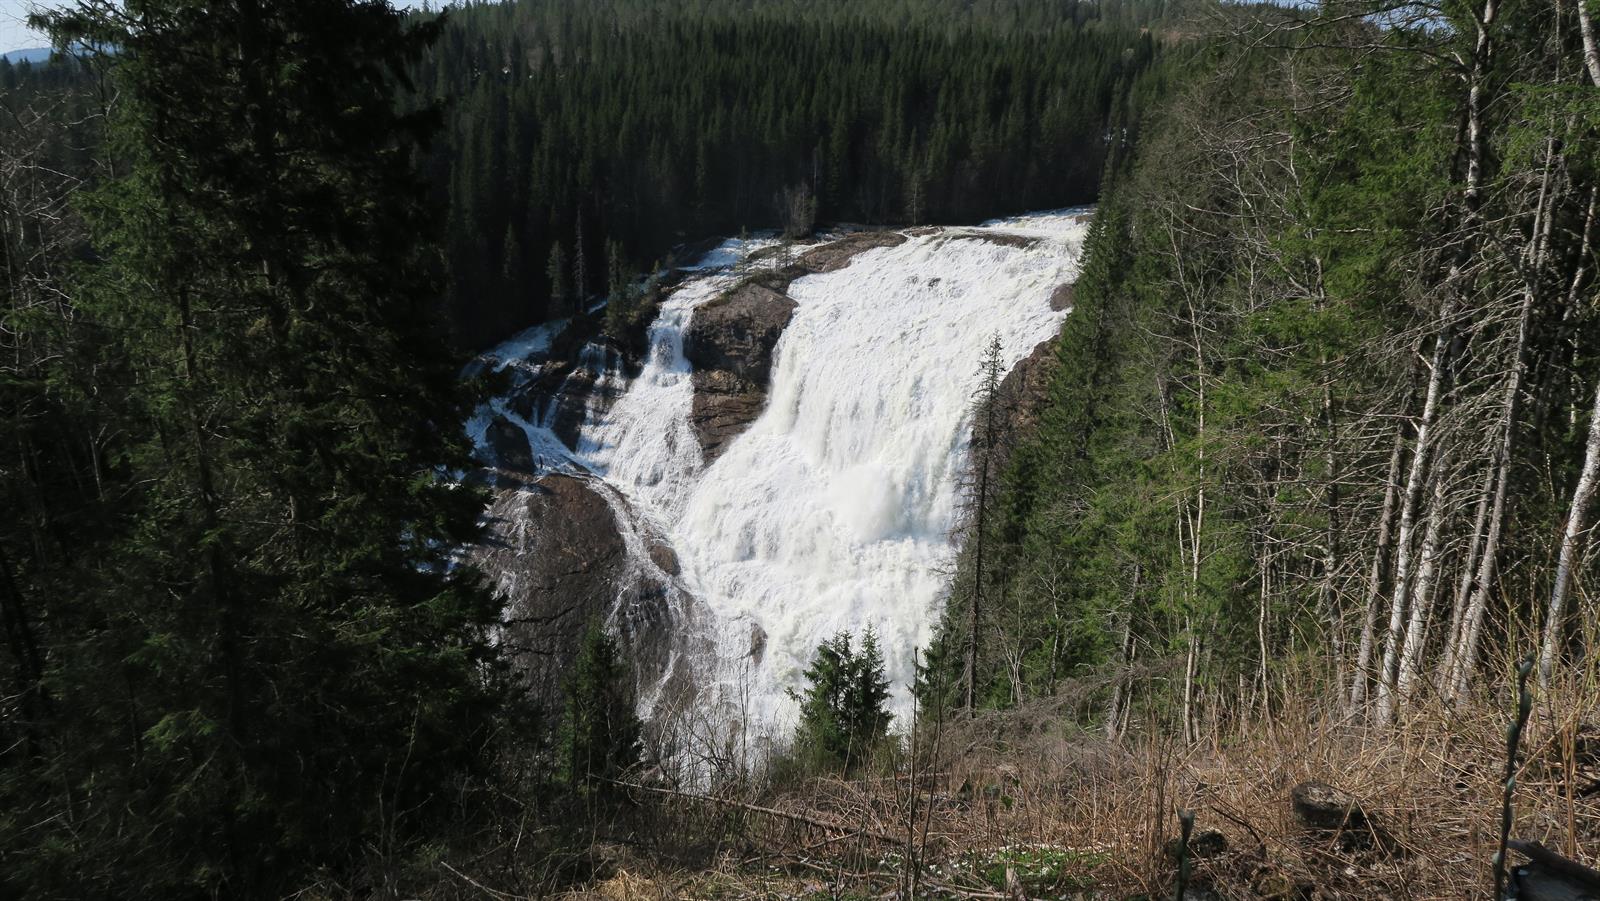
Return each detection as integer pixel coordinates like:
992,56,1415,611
566,670,1600,900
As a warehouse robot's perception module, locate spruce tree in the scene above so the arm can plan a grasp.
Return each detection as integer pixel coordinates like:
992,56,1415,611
557,623,642,795
14,2,508,894
792,628,892,771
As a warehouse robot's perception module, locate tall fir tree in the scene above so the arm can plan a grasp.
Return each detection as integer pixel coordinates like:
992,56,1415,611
6,2,509,895
556,623,643,796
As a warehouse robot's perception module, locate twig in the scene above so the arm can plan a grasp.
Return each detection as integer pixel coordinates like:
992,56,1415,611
440,860,527,900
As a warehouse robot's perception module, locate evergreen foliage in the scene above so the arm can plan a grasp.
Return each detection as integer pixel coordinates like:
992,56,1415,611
414,0,1168,346
925,0,1600,733
792,628,893,770
557,623,643,794
1,2,510,895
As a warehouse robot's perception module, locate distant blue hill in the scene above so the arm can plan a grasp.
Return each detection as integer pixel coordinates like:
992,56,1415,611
3,48,54,64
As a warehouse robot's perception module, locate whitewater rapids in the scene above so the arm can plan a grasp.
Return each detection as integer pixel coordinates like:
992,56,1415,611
472,209,1090,744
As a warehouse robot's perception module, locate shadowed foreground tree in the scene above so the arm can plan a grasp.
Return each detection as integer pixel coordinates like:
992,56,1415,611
0,1,511,895
557,623,643,798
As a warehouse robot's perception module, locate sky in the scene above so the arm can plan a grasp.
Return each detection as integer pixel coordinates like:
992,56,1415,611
1,0,433,54
0,0,42,52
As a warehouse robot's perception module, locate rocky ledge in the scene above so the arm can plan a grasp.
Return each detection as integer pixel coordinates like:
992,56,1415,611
682,281,796,462
681,230,910,462
470,474,628,704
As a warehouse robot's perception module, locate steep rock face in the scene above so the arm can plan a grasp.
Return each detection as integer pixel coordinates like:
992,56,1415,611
977,333,1061,479
680,230,911,461
682,282,797,462
1049,281,1075,311
998,333,1060,440
471,475,630,705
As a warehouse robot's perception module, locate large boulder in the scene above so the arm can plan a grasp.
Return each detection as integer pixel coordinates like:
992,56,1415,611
683,281,797,461
470,475,632,705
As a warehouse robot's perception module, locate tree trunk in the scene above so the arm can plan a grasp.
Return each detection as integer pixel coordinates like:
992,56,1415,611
1539,381,1600,688
1351,428,1404,708
1578,0,1600,86
1397,471,1449,706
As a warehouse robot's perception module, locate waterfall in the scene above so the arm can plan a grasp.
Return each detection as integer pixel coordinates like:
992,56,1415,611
470,210,1089,747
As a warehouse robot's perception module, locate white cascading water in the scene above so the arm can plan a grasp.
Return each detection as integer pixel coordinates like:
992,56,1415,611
472,210,1089,743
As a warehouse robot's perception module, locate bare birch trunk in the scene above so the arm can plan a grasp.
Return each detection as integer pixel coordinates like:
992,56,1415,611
1351,429,1404,708
1376,0,1495,723
1375,354,1445,723
1397,472,1449,705
1539,382,1600,687
1439,465,1492,690
1578,0,1600,86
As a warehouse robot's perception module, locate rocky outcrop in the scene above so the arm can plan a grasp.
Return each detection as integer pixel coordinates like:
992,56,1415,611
471,475,632,705
679,230,913,461
976,334,1061,478
486,417,534,473
683,281,797,461
957,230,1040,250
798,230,907,272
1049,281,1075,311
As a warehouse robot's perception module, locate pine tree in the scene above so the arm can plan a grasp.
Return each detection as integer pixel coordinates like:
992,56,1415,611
13,2,509,894
792,628,892,770
557,623,643,795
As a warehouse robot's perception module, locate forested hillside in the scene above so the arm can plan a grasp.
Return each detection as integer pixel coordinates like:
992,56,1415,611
0,1,1171,895
419,0,1169,345
929,0,1600,736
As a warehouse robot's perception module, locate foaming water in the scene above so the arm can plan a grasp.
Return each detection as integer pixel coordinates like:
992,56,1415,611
471,212,1089,743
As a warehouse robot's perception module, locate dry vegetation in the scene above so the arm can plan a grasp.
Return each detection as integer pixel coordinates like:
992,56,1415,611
518,664,1600,901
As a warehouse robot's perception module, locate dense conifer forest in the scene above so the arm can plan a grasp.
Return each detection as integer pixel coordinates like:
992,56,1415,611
418,0,1167,345
6,0,1600,897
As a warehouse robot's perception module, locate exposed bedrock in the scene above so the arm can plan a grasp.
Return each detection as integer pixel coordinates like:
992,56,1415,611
998,333,1061,440
471,474,672,706
682,281,797,462
681,230,910,461
797,230,907,272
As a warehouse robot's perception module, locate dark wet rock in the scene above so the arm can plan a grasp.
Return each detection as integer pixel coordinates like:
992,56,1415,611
684,282,796,384
471,474,629,705
547,364,602,450
683,281,797,461
486,417,533,472
648,541,680,576
797,230,907,272
689,379,769,462
1050,281,1076,311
